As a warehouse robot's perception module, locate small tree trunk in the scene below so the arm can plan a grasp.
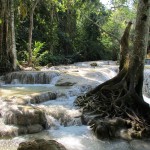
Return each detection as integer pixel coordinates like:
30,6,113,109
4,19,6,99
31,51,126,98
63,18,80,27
28,0,39,66
10,0,17,70
119,21,132,71
0,0,4,55
28,10,34,66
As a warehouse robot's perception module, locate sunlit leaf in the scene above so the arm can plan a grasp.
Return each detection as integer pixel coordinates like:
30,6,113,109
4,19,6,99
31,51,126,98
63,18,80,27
0,19,2,24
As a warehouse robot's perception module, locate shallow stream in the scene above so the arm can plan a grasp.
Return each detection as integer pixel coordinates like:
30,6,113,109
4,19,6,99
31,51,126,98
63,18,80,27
0,61,150,150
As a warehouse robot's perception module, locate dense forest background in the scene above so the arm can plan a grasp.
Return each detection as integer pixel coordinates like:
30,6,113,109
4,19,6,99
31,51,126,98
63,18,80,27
0,0,149,71
0,0,140,68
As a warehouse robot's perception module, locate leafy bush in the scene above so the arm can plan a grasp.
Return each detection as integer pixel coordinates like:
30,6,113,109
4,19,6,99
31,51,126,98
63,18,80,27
38,51,69,66
32,41,45,66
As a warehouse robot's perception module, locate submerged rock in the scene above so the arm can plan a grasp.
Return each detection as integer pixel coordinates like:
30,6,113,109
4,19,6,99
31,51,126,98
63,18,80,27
17,139,67,150
56,81,76,86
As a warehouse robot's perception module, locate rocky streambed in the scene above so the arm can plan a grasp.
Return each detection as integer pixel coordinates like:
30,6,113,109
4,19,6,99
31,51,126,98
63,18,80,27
0,61,150,150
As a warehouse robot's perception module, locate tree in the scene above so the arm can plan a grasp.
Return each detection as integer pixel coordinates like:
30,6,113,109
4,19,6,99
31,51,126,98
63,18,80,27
0,0,17,73
75,0,150,139
28,0,39,66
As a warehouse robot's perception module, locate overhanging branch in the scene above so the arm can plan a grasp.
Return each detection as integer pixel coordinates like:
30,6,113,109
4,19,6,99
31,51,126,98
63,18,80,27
85,16,120,43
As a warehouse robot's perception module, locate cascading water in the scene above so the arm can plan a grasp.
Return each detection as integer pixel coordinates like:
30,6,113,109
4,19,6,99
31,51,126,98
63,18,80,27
0,61,150,150
3,71,60,84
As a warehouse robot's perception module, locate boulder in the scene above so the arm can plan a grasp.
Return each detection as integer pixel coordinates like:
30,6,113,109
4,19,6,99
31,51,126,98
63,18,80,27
27,124,43,134
2,105,47,128
90,63,98,67
30,92,57,104
17,139,67,150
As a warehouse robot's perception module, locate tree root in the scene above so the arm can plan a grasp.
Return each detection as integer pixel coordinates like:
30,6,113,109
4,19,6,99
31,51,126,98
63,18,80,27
74,74,150,140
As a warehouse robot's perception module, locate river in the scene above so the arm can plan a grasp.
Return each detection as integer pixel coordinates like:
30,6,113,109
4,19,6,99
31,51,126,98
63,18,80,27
0,61,150,150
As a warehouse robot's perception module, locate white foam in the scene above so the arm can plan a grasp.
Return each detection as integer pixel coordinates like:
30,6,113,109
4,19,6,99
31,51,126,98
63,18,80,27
143,95,150,104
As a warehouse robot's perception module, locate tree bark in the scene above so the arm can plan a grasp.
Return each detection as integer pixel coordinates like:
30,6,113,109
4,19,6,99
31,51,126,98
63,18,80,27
28,0,39,66
10,0,17,70
0,0,5,55
119,21,132,71
0,0,17,73
128,0,150,99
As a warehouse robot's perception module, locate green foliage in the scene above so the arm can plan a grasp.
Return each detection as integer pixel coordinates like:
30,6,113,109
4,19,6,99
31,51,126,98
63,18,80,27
32,41,45,66
15,0,137,65
33,41,45,57
38,51,67,66
18,0,27,20
101,6,136,60
0,19,2,24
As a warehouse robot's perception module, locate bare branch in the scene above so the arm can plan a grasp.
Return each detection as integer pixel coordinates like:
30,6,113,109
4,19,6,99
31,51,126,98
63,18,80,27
85,16,120,43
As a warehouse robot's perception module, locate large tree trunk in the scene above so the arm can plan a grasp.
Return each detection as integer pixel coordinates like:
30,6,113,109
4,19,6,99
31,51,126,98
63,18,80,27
28,0,39,66
75,0,150,139
128,0,150,99
0,0,17,73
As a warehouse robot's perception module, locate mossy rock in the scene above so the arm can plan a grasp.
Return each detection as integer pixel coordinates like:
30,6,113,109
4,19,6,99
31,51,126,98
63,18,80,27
17,139,67,150
90,63,98,67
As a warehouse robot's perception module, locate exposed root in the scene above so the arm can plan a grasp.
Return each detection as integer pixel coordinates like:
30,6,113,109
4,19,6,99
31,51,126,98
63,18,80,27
74,74,150,139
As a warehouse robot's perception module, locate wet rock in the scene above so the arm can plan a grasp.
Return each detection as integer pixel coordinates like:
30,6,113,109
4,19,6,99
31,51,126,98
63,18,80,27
95,124,110,139
130,140,150,150
2,105,47,128
0,105,47,136
56,81,76,86
27,124,43,134
46,63,52,68
4,97,28,105
0,124,43,137
90,63,98,67
3,91,57,105
17,139,67,150
30,92,57,104
0,124,19,137
89,117,131,140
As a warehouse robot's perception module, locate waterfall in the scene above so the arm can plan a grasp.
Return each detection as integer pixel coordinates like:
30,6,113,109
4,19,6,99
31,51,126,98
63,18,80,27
3,71,60,84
